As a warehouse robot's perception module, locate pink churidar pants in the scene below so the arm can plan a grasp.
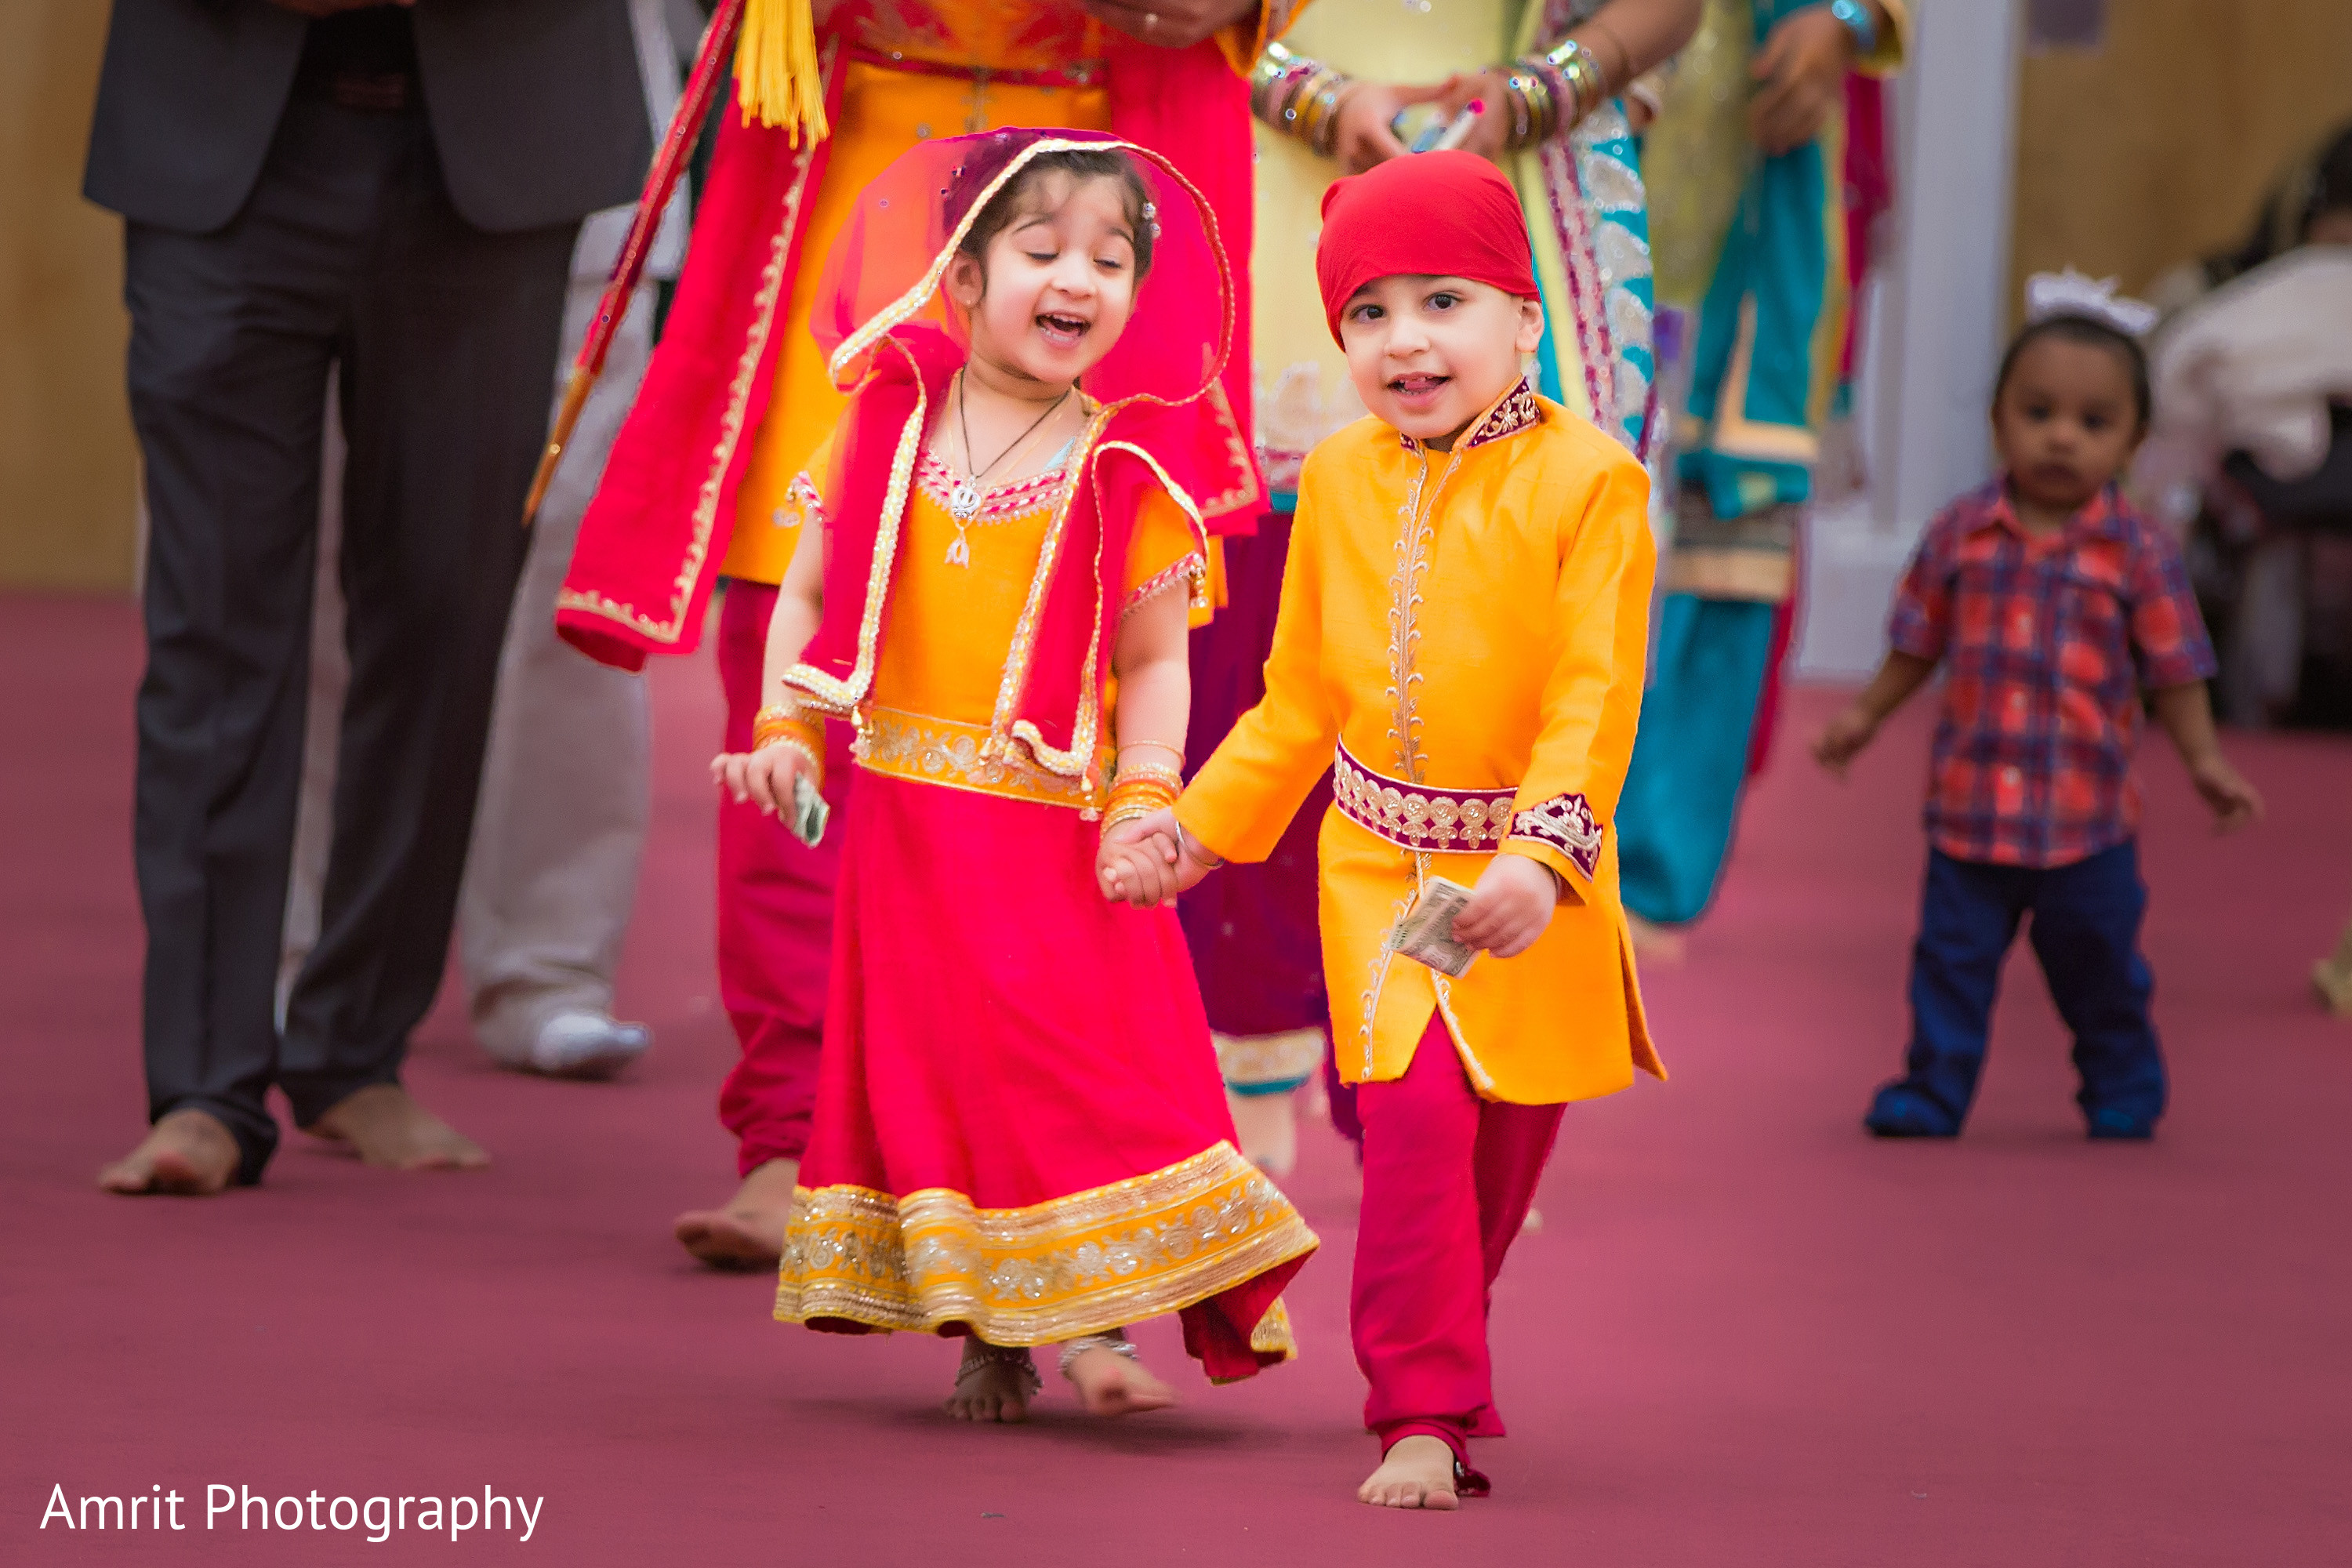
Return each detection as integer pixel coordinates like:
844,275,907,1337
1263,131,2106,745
1353,1013,1565,1481
714,579,849,1176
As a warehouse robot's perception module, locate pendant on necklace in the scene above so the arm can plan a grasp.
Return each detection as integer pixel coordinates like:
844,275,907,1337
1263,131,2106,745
949,478,982,521
945,526,972,568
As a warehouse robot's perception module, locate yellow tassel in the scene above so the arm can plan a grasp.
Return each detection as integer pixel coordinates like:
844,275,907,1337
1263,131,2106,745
735,0,830,144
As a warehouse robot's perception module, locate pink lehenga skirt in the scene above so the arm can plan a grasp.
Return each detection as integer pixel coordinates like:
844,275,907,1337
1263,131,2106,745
774,769,1316,1381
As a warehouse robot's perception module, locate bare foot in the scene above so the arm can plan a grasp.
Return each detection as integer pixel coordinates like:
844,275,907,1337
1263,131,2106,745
1063,1342,1178,1417
1624,912,1687,965
305,1083,489,1171
98,1109,241,1196
1226,1086,1300,1178
944,1343,1036,1424
1358,1435,1461,1510
673,1156,799,1271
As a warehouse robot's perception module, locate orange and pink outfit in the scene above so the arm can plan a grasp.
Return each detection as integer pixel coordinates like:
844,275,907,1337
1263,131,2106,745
755,132,1312,1372
1176,151,1664,1483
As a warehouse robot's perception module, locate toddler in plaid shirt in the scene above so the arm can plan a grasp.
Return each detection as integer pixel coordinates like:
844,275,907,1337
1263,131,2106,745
1814,289,2263,1140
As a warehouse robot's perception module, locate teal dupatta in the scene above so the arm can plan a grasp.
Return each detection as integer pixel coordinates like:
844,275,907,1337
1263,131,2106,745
1677,0,1846,521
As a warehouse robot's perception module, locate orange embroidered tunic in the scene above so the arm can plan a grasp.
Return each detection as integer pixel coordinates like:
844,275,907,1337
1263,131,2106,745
782,430,1210,806
1178,383,1667,1105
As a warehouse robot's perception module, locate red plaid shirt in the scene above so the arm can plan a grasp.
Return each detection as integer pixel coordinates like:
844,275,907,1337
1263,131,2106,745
1887,483,2217,868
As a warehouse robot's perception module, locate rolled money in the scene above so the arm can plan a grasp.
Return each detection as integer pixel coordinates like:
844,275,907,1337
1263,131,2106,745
789,771,829,848
1385,876,1479,978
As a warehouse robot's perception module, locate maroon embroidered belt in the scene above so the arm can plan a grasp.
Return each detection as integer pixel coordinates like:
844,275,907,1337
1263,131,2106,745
1330,742,1517,855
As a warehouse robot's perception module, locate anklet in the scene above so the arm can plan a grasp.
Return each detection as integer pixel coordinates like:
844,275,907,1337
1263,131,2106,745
1057,1333,1138,1379
958,1338,1041,1396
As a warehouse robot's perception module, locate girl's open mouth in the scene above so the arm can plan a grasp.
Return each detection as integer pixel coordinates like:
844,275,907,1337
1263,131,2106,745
1036,312,1090,345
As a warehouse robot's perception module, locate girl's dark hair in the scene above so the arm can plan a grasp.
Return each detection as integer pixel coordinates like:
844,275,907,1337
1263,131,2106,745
954,147,1156,282
1992,314,2152,432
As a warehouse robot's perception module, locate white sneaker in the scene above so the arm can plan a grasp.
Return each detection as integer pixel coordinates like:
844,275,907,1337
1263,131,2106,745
524,1010,652,1080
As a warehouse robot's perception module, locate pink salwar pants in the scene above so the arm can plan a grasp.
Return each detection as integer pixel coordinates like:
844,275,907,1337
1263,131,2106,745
1353,1014,1565,1486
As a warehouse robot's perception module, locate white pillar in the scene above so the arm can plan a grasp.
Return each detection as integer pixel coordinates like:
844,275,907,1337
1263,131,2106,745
1798,0,2022,678
1875,0,2022,533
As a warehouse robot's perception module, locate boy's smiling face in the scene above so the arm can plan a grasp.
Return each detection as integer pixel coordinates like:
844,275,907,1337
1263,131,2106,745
1338,275,1543,449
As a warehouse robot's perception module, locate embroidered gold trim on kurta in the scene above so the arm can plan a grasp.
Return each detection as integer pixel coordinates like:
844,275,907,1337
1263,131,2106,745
781,350,930,717
1122,552,1209,619
553,45,834,646
1353,382,1542,1086
775,1142,1316,1348
855,706,1109,809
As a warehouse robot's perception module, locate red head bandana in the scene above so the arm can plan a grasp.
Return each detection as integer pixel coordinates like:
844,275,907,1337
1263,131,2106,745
1315,149,1540,346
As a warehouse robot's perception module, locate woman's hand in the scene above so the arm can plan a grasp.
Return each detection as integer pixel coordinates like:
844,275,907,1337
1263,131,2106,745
1075,0,1260,49
1425,71,1512,165
1450,855,1560,959
1330,80,1447,172
1748,3,1858,156
711,742,808,821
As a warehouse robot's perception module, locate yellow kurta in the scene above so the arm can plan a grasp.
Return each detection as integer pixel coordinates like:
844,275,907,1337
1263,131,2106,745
1178,383,1665,1105
780,431,1209,797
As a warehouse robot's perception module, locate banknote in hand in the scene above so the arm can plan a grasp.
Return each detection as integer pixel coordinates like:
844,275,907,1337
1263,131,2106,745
789,771,829,848
1384,875,1479,978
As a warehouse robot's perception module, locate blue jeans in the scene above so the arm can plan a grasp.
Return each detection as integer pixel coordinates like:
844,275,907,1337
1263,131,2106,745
1871,841,2167,1135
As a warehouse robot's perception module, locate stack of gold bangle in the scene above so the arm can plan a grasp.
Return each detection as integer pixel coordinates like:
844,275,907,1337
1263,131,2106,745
1504,36,1612,151
1250,40,1355,158
1101,757,1184,834
751,700,826,788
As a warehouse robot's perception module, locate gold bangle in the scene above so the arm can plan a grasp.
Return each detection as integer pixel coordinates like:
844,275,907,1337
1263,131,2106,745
1112,759,1185,791
751,702,826,779
1102,776,1180,828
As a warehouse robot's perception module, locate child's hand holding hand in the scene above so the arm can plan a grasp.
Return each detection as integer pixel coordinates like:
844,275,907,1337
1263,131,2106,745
2187,750,2264,833
1450,854,1560,959
1100,809,1224,906
711,742,808,820
1812,705,1880,777
1098,827,1181,908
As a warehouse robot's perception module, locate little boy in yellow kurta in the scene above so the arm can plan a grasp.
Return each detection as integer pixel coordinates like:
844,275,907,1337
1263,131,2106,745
1120,151,1661,1509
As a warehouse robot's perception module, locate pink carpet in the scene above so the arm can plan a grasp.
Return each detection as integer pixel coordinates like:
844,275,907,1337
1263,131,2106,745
5,590,2348,1565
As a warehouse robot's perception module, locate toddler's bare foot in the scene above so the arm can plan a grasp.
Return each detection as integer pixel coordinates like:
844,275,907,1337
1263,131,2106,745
944,1341,1036,1424
1226,1084,1300,1178
98,1109,240,1196
1061,1336,1177,1417
306,1084,489,1171
1358,1435,1461,1510
673,1156,799,1270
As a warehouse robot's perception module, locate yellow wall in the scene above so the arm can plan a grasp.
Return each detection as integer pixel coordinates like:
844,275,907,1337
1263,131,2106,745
2,2,136,593
2013,0,2352,317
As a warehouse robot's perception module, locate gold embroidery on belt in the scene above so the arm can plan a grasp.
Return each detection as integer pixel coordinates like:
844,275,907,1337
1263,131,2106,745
1331,742,1515,853
775,1142,1317,1349
855,706,1109,809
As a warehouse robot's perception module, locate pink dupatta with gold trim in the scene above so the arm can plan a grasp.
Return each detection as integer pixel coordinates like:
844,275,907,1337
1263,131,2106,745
557,32,1258,673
